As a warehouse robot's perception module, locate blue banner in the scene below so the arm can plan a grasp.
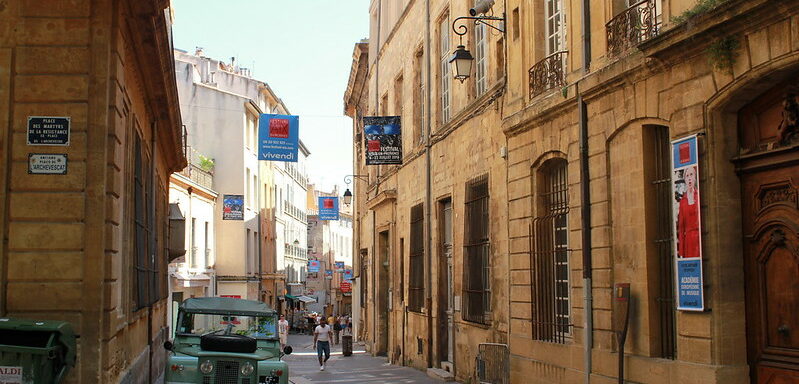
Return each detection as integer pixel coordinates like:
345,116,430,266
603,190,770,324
308,260,320,273
325,269,333,277
258,114,299,162
319,196,339,220
343,269,353,280
677,259,704,310
334,261,344,272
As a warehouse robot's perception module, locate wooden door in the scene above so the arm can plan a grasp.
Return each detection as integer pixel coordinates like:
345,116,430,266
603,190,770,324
739,84,799,384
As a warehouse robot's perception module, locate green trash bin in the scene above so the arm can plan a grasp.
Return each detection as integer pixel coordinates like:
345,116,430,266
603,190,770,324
0,318,76,384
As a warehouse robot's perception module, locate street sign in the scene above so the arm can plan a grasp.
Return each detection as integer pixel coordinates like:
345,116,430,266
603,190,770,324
28,154,67,174
27,116,70,146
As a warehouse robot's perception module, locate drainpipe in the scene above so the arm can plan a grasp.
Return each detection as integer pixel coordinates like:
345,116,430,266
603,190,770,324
579,0,592,382
424,0,434,370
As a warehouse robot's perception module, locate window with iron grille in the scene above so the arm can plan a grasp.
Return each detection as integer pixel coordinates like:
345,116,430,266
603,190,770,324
439,14,451,124
464,176,490,323
531,159,571,343
409,204,425,312
649,125,676,359
133,133,157,310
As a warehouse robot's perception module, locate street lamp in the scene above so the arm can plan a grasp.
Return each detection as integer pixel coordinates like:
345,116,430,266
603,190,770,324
342,175,368,206
450,0,505,82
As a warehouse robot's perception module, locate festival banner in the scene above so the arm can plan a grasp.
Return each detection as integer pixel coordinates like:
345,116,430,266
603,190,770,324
363,116,402,165
308,260,320,273
334,261,345,272
671,135,705,311
343,269,353,280
222,195,244,220
319,196,339,220
258,114,299,162
325,269,333,280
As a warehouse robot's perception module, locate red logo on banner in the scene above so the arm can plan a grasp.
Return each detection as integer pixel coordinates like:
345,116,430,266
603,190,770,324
678,142,691,164
323,198,334,209
269,118,290,138
367,140,381,152
340,282,352,293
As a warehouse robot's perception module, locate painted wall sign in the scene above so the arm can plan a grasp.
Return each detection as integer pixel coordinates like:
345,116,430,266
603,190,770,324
28,154,67,174
27,116,70,146
222,195,244,220
258,114,299,162
671,135,705,311
308,260,320,273
318,196,339,220
363,116,402,165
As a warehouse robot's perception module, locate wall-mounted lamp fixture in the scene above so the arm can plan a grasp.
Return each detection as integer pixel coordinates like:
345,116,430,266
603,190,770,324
450,0,505,82
342,174,368,206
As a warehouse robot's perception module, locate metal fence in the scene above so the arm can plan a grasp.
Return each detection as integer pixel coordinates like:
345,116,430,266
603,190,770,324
476,343,509,384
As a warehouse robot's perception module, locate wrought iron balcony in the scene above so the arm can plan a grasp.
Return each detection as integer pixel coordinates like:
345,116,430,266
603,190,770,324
606,0,659,57
529,51,568,100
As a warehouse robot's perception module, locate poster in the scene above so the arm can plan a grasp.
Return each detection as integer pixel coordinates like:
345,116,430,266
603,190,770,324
308,260,320,273
258,114,299,162
319,196,339,220
334,261,344,272
363,116,402,165
343,269,353,280
671,135,704,311
222,195,244,220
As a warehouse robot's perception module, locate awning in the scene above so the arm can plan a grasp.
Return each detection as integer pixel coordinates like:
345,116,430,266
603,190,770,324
297,295,317,303
285,294,299,300
172,271,211,281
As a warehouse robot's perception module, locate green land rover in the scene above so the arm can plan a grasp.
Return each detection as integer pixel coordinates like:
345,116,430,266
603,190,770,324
164,297,292,384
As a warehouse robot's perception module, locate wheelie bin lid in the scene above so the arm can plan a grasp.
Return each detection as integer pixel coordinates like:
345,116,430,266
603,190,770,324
0,318,77,367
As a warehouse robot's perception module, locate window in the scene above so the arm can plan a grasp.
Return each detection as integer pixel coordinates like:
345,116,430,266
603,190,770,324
394,74,404,117
439,14,451,124
545,0,566,54
191,217,197,267
409,204,425,312
133,133,158,310
474,22,488,96
532,159,571,343
247,228,252,274
464,176,490,323
512,7,520,40
204,221,209,267
246,168,252,208
414,48,425,144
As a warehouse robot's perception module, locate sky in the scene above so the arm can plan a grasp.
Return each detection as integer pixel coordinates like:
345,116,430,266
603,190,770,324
172,0,370,194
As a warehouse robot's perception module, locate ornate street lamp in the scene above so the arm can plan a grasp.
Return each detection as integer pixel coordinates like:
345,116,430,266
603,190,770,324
342,175,368,206
450,45,474,83
450,0,505,82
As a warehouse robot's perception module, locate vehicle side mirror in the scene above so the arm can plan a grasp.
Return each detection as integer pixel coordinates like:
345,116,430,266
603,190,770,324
164,340,174,351
283,346,293,355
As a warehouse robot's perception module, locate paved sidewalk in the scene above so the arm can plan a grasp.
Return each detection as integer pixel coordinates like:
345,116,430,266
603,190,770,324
283,334,445,384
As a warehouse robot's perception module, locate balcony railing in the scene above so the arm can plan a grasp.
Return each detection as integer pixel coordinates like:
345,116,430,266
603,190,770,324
178,164,214,190
529,51,568,100
606,0,660,57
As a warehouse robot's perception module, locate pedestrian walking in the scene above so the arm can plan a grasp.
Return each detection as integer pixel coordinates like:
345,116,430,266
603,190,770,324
278,314,289,350
333,315,342,344
313,318,333,371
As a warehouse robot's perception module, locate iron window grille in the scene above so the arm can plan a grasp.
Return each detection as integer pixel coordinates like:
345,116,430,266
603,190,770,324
531,160,572,343
134,134,158,310
464,176,491,324
651,125,676,359
409,204,425,312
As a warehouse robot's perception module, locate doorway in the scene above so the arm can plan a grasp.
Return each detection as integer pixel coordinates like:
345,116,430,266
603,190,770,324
737,83,799,383
438,198,454,370
377,230,390,356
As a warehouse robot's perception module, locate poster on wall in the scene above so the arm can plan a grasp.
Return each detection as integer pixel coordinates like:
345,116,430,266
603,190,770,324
334,261,345,272
258,114,299,162
222,195,244,220
319,196,340,220
363,116,402,165
671,135,705,311
308,260,320,273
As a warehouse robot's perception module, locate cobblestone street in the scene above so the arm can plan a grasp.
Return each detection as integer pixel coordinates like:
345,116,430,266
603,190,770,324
284,334,445,384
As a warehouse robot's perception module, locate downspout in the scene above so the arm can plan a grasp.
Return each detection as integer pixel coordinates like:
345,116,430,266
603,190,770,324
579,0,592,382
149,121,158,384
424,0,434,370
373,0,382,356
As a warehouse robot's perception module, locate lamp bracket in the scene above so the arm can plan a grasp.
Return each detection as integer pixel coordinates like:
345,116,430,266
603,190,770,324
344,174,369,185
452,14,505,44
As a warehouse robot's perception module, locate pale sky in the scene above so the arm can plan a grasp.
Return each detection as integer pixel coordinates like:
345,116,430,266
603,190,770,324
172,0,369,194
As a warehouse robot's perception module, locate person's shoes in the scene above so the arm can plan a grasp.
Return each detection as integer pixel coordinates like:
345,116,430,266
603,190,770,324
320,365,325,371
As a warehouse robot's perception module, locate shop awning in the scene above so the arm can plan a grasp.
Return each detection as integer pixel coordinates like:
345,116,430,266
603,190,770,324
285,294,299,300
297,295,317,303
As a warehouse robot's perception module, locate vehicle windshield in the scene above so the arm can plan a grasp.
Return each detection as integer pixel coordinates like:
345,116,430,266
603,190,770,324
177,312,277,339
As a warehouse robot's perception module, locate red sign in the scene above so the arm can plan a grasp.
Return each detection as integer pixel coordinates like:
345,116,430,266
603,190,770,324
269,118,290,138
323,198,334,209
367,140,381,152
340,282,352,293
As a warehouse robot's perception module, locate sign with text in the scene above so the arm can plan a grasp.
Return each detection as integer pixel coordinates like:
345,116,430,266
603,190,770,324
363,116,402,165
325,269,333,279
318,196,339,220
308,260,320,273
0,366,22,384
671,135,704,311
343,269,353,280
27,116,70,146
28,154,67,174
334,261,344,272
258,114,299,162
222,195,244,220
340,281,352,293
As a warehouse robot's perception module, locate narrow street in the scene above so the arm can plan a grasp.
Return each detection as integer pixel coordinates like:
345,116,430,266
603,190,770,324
283,334,444,384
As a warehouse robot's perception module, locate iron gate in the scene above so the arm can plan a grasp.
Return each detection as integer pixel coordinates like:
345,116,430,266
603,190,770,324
476,343,509,384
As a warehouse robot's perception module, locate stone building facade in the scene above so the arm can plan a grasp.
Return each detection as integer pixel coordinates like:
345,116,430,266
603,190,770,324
346,0,799,383
0,0,186,382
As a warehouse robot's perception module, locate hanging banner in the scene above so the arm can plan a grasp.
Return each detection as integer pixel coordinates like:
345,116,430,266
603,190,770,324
325,269,333,279
334,261,345,272
308,260,320,273
343,269,353,280
363,116,402,165
319,196,339,220
258,114,299,162
671,135,704,311
340,281,352,293
222,195,244,220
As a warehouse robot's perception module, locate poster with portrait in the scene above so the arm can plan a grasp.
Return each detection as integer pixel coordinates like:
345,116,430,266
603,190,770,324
363,116,402,165
671,135,705,311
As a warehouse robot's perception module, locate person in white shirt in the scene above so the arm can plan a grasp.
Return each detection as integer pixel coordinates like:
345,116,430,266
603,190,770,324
277,314,289,349
313,318,334,371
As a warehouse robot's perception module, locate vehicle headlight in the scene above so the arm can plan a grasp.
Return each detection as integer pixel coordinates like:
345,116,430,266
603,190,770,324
241,361,254,376
200,360,214,374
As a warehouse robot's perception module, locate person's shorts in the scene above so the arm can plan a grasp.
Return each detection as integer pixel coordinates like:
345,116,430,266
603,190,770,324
317,341,331,359
279,334,287,345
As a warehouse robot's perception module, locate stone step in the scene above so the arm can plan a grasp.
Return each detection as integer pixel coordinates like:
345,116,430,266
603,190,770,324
426,367,455,382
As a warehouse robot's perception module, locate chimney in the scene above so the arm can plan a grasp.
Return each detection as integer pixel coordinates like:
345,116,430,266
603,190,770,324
194,46,204,56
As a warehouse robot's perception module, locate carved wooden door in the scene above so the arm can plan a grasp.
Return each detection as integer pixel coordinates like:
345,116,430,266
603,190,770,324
739,84,799,384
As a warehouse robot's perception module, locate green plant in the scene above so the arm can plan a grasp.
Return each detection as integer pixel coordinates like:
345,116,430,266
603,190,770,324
671,0,727,24
198,154,215,172
707,36,739,73
561,86,569,98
